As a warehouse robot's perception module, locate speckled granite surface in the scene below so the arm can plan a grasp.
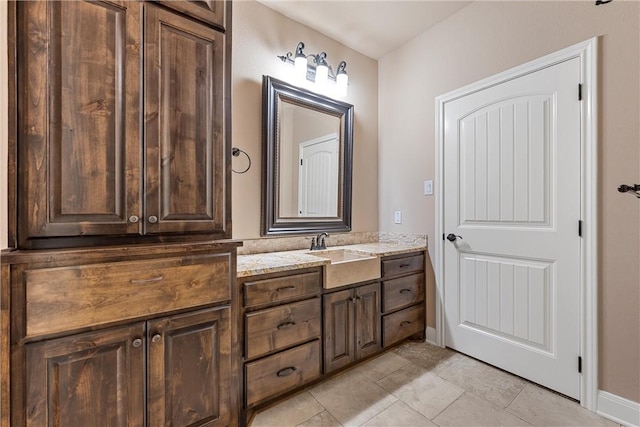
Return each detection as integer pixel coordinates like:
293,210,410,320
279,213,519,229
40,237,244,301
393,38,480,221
237,240,427,278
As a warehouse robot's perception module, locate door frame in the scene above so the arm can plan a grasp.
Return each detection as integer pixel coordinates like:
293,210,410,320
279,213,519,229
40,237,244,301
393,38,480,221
435,38,598,410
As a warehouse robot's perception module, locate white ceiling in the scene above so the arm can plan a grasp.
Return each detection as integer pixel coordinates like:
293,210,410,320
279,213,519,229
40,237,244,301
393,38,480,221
256,1,472,59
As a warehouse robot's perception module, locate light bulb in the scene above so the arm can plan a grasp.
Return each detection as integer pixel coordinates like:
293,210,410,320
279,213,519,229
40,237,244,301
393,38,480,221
336,72,348,96
315,64,328,84
295,56,307,80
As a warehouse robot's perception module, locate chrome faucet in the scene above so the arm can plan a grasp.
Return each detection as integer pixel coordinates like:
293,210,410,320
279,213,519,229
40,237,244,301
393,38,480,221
310,232,329,250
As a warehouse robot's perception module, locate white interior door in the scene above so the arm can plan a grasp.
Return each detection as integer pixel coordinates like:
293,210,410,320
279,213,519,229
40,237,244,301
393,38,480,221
298,134,339,217
443,57,582,399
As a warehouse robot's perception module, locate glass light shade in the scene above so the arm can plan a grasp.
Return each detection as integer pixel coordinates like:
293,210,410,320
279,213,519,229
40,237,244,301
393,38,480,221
294,56,307,79
315,64,329,84
336,72,348,96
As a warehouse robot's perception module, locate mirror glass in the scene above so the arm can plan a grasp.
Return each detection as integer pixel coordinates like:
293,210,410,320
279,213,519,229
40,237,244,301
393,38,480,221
262,76,354,235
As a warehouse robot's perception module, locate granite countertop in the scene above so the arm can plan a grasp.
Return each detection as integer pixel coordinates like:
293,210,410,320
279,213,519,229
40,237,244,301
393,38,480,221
237,242,427,278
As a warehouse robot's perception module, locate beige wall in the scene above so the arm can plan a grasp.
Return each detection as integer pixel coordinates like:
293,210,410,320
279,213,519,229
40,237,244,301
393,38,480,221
379,0,640,403
231,1,379,239
1,1,8,250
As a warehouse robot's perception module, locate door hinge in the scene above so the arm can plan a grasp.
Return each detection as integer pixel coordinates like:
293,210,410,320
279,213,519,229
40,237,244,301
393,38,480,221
300,159,303,166
578,356,582,373
578,220,583,237
442,233,445,241
578,83,583,101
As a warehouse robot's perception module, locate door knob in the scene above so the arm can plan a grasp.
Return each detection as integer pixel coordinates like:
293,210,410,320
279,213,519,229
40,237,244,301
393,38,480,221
446,233,463,242
148,215,158,223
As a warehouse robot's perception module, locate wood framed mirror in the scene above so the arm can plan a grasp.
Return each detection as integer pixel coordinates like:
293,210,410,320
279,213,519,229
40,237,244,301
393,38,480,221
262,76,354,235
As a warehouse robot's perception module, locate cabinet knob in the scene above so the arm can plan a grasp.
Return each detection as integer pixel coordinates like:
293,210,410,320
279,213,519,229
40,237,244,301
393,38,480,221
151,334,161,343
132,338,143,348
148,215,158,224
128,215,139,223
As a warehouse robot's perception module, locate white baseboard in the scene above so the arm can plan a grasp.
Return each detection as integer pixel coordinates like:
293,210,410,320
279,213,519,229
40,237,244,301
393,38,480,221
597,390,640,427
425,326,437,346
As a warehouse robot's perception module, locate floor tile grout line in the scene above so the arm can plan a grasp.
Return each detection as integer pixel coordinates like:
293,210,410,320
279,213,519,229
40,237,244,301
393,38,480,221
430,390,469,423
504,381,530,411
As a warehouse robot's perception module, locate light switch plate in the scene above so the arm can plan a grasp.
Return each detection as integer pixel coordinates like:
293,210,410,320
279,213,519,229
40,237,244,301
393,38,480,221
394,211,402,224
424,180,433,196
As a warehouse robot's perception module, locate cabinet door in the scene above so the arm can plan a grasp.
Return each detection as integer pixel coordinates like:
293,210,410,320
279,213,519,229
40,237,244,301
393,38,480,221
323,289,354,373
25,324,145,427
156,1,226,29
355,283,382,359
147,306,232,427
17,1,143,243
144,4,228,236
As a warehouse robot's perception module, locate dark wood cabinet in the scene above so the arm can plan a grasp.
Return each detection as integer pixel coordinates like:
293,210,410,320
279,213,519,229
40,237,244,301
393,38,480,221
144,4,227,235
156,0,226,29
16,0,143,243
240,268,323,417
12,0,230,248
25,307,231,427
4,242,239,427
237,250,426,423
25,324,146,427
6,2,235,426
381,252,426,347
323,288,354,372
147,307,232,427
323,282,381,373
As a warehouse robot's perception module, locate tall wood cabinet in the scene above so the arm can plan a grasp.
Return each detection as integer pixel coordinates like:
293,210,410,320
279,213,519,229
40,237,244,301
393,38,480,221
11,0,230,249
3,1,236,426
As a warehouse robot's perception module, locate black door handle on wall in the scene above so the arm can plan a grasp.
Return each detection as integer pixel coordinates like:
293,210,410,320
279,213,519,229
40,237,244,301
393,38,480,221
618,184,640,198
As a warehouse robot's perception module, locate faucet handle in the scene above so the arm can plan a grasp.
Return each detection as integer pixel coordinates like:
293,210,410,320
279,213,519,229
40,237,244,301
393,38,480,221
310,237,317,250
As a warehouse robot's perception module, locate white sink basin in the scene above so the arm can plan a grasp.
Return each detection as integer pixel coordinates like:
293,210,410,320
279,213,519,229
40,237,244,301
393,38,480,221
307,249,380,289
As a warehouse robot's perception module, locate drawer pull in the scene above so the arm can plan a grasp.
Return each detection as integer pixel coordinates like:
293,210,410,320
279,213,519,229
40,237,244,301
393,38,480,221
151,334,162,343
276,367,297,377
400,321,412,328
277,321,296,330
399,263,411,268
399,289,413,294
276,286,296,292
132,338,143,348
130,275,164,285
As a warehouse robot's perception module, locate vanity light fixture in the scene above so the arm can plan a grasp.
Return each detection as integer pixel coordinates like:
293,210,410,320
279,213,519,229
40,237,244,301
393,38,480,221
278,42,349,96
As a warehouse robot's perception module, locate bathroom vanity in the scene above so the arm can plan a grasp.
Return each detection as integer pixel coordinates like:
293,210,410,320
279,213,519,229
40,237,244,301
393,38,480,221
237,244,427,425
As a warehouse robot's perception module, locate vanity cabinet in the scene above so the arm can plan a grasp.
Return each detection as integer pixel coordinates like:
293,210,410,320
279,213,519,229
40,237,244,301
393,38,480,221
240,268,323,410
381,253,426,346
323,282,382,373
12,0,230,248
25,307,231,427
3,242,239,427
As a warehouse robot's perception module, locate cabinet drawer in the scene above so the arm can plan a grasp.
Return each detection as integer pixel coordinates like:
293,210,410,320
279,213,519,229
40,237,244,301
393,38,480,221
382,253,424,278
383,273,425,313
245,298,321,360
243,271,321,309
25,253,231,337
383,304,425,347
245,340,321,407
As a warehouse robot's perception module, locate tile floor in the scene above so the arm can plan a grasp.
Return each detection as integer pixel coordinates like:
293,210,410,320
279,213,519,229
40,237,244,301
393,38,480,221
250,341,618,427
